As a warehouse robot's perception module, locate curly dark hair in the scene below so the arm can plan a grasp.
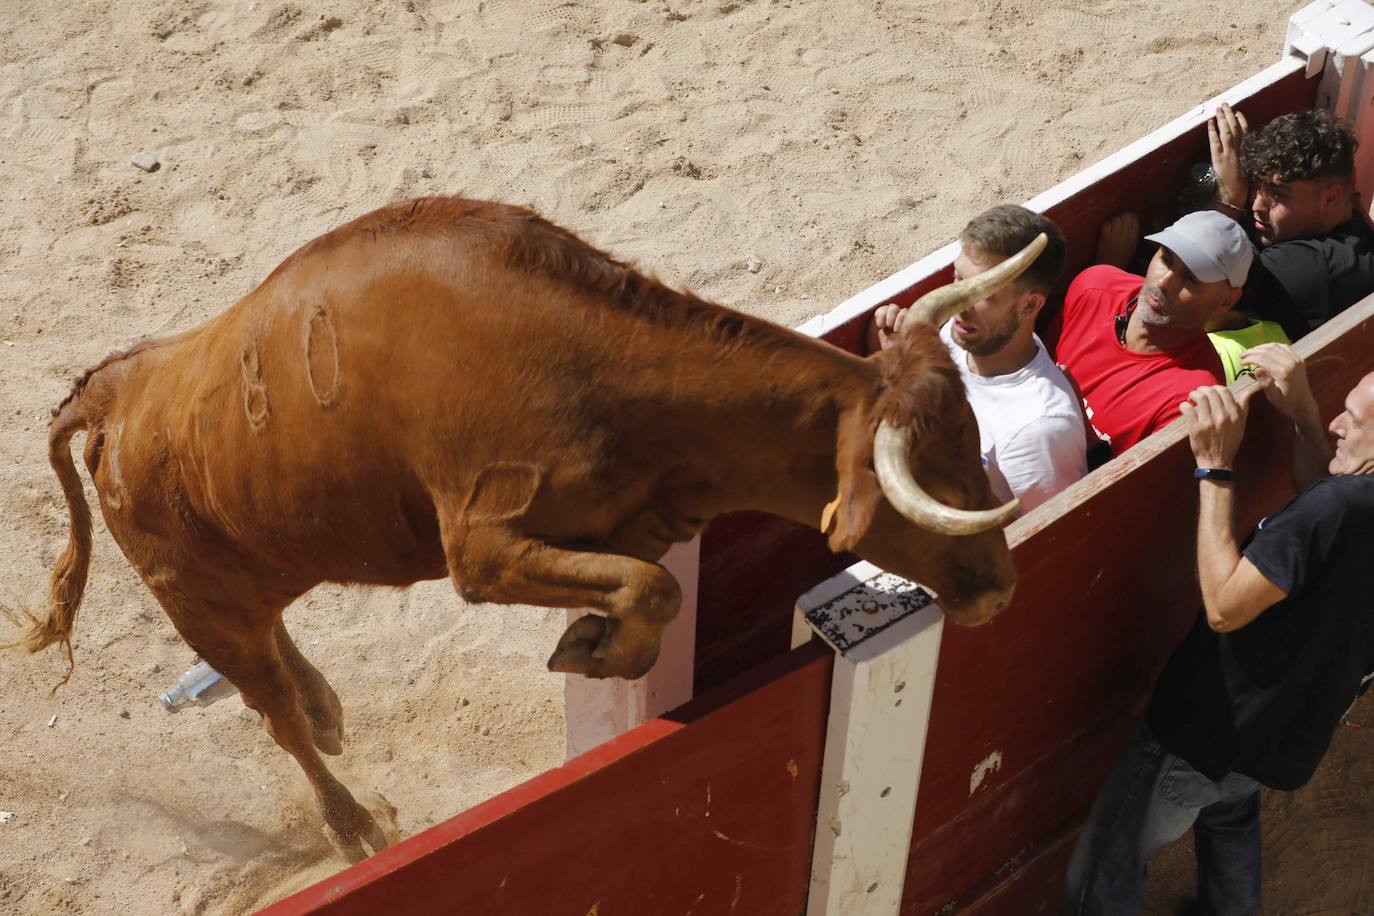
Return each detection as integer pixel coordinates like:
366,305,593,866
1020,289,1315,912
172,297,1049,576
958,204,1067,295
1240,108,1357,185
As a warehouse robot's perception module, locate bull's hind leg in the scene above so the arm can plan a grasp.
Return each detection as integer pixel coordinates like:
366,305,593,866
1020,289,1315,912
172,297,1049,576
274,619,345,755
212,625,385,860
153,592,386,861
446,526,681,680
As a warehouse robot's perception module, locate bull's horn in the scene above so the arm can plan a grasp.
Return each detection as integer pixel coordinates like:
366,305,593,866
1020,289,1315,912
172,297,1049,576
905,232,1049,329
873,420,1019,535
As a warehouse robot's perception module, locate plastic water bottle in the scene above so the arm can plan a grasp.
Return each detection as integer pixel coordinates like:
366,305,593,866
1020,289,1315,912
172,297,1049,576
1181,162,1219,212
159,660,224,711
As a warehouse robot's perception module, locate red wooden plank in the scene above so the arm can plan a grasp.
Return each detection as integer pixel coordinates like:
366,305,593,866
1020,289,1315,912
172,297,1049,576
901,297,1374,912
903,712,1132,913
695,510,852,693
261,640,832,916
948,825,1079,916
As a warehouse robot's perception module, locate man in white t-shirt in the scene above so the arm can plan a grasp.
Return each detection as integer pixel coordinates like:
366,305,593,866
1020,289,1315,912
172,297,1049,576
869,205,1087,514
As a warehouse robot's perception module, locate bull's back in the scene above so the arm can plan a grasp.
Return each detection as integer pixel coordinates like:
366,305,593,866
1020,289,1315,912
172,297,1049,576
92,202,806,580
86,249,469,582
252,222,825,530
95,230,633,575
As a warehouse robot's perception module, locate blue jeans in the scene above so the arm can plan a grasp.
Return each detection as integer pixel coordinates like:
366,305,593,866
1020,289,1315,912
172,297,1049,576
1061,723,1262,915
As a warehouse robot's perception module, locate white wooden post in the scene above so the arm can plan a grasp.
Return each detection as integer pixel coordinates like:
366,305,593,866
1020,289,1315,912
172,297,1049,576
1286,0,1374,78
794,562,946,916
1287,0,1374,207
563,536,700,759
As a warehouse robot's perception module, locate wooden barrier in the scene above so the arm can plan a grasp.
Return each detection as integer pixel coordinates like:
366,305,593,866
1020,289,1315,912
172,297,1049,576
793,26,1374,912
262,640,832,915
903,294,1374,913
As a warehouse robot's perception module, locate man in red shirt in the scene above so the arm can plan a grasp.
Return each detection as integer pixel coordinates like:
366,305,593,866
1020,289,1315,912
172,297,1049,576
1058,210,1254,456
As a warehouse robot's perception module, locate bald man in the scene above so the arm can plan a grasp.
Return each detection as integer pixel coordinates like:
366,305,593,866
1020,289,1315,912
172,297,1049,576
1062,346,1374,915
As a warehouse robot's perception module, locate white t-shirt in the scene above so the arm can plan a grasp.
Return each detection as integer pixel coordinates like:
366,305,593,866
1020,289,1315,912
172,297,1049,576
940,322,1087,515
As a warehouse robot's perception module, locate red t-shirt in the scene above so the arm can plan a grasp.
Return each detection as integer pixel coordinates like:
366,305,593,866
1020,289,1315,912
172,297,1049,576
1057,266,1223,456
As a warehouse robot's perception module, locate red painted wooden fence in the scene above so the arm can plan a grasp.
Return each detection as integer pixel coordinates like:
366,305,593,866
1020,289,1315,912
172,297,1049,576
908,296,1374,913
263,641,831,915
895,61,1323,915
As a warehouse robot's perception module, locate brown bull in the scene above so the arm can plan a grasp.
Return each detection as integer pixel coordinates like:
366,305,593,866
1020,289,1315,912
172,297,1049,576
6,196,1036,858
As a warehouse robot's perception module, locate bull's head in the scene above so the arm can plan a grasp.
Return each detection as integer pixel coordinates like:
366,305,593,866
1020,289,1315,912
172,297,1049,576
829,236,1046,625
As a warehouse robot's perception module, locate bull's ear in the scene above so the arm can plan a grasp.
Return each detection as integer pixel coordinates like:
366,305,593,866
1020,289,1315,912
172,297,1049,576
828,409,882,553
827,465,881,553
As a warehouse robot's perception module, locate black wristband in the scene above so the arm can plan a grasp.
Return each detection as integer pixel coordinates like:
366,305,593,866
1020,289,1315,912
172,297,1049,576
1194,467,1235,482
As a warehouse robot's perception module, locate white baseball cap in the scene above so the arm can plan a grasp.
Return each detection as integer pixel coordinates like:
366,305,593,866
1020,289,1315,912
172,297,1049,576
1144,210,1254,289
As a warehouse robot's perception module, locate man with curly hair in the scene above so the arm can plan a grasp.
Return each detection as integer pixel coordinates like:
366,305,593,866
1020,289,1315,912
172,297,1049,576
1210,105,1374,340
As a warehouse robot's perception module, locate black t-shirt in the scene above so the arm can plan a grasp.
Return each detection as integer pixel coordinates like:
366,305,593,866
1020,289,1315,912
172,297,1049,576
1146,475,1374,790
1247,216,1374,340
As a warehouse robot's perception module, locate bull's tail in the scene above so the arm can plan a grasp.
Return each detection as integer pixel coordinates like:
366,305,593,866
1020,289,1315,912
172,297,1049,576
2,397,94,688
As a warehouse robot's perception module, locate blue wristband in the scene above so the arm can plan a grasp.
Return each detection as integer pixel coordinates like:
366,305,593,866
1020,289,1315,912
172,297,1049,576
1194,467,1235,482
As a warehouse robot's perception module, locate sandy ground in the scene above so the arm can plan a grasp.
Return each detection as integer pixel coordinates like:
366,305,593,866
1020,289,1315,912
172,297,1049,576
0,1,1364,913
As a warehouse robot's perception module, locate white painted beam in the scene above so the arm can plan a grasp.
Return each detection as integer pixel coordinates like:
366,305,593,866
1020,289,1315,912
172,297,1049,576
563,536,700,758
1353,48,1374,213
1288,0,1374,75
1285,0,1374,214
797,572,946,916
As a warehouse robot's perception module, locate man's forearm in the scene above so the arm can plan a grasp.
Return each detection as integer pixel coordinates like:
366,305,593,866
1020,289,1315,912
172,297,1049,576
1197,477,1242,629
1185,382,1287,631
1289,401,1333,492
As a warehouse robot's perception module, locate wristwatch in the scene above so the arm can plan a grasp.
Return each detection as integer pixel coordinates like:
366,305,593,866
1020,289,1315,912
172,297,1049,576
1194,467,1235,482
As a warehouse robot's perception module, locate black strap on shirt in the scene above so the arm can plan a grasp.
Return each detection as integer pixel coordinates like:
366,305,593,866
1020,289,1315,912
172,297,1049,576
1116,298,1138,346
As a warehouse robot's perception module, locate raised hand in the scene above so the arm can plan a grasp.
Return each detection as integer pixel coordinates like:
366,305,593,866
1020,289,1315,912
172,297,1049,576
1209,102,1251,211
869,302,910,352
1238,342,1316,422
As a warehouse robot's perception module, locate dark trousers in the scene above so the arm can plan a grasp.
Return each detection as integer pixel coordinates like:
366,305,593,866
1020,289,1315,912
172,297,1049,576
1061,723,1262,915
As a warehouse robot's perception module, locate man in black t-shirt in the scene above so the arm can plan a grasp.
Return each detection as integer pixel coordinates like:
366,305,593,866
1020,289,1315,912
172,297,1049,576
1208,106,1374,340
1062,343,1374,915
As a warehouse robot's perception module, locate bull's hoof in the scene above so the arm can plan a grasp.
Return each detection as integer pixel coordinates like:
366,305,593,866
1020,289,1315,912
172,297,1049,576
326,809,390,863
365,821,389,855
548,614,611,677
329,833,369,864
302,706,344,756
547,615,661,679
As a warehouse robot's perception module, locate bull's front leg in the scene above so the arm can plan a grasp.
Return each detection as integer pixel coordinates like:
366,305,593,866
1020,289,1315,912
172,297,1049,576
443,524,681,680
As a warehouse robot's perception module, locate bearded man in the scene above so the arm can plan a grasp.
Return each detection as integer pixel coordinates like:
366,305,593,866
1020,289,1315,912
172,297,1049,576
871,205,1086,513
